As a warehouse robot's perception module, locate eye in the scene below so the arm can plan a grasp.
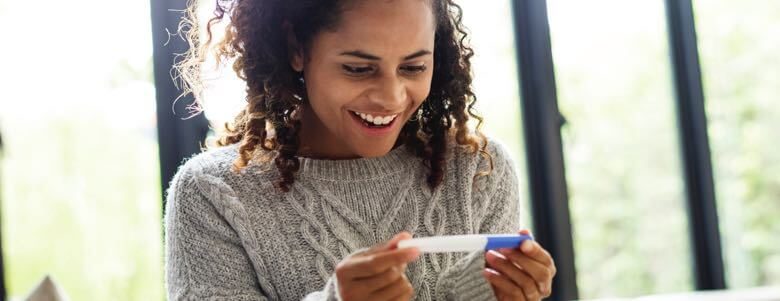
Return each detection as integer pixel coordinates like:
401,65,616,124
342,64,375,77
400,64,427,75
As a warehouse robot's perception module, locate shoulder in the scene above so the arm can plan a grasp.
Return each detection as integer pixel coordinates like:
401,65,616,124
163,143,278,230
165,143,263,207
445,133,520,203
448,133,517,177
168,144,241,188
166,142,286,202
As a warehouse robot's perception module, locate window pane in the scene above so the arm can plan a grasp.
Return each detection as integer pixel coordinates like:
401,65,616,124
694,0,780,288
0,1,163,300
547,0,694,298
459,0,531,229
198,0,532,228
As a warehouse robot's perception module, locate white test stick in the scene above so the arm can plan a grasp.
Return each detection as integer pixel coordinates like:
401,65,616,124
397,234,533,253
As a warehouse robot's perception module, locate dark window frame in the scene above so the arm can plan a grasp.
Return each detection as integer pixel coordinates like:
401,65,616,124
150,0,211,214
510,1,578,300
1,130,6,301
664,0,726,290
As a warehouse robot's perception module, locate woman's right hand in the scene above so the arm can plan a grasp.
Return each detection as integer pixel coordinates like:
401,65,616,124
334,232,421,301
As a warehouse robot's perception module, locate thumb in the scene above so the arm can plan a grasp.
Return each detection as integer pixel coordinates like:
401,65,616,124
369,231,413,253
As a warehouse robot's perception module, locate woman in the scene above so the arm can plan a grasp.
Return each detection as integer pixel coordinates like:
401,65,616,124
165,0,556,300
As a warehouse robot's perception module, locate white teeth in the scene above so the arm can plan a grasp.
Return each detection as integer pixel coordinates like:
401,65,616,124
378,115,396,125
352,111,398,126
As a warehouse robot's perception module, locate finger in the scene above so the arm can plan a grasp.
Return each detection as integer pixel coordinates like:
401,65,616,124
486,251,542,300
368,232,413,253
518,240,554,267
371,273,414,301
483,268,527,301
499,293,527,301
354,265,405,292
483,274,505,301
394,274,415,301
345,248,420,278
499,248,555,296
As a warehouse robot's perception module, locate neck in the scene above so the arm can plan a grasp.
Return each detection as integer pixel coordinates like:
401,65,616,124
296,108,354,160
296,105,408,160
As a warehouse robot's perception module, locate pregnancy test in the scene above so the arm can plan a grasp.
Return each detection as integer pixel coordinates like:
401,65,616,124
397,234,533,253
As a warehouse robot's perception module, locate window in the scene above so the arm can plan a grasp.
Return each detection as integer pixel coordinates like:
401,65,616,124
694,0,780,288
458,0,531,229
547,0,694,297
0,1,163,300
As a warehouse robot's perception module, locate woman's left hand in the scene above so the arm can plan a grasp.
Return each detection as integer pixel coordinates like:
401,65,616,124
483,229,556,301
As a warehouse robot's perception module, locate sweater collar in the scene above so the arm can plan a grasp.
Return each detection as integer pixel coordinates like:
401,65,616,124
296,145,416,181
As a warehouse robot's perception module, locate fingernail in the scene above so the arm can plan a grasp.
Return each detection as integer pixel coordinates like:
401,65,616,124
498,248,511,255
407,250,419,259
484,267,499,275
522,241,533,253
482,269,493,278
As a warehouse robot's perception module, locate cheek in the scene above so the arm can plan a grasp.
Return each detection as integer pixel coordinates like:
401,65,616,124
302,61,343,112
408,78,433,108
305,75,356,116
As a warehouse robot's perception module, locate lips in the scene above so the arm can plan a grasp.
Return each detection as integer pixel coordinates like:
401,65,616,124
348,110,400,135
350,110,399,127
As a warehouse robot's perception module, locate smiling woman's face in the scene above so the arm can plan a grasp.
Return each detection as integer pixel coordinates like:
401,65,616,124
290,0,436,159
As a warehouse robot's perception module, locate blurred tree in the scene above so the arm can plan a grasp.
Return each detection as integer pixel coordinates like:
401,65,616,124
695,0,780,288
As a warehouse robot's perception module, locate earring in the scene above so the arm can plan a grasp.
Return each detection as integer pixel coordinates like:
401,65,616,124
294,73,307,103
290,104,301,121
408,110,420,122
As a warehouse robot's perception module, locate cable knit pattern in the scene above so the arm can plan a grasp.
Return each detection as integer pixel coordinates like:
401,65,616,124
164,136,523,300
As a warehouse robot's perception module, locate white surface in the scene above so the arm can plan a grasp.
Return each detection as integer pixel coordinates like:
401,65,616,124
580,286,780,301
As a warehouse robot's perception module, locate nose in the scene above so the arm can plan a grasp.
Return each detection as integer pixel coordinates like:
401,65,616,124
369,76,407,109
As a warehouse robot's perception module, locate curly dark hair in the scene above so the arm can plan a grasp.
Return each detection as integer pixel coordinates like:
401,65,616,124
176,0,492,192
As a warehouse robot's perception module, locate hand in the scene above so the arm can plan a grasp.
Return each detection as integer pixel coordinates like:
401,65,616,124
334,232,420,301
483,229,556,301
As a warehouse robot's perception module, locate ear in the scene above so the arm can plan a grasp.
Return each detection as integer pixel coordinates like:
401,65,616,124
283,21,304,72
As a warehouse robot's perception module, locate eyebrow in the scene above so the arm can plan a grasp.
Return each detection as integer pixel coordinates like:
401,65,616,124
339,49,432,61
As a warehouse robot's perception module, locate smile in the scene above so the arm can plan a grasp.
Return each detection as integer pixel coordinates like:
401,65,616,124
350,110,399,127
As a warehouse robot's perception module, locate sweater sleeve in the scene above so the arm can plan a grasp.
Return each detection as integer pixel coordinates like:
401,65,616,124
434,141,522,301
164,160,342,301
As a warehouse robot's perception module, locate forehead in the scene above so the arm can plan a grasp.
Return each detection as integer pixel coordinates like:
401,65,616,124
315,0,436,57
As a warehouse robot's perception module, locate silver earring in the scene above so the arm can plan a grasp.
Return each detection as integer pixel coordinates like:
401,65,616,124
290,105,301,121
408,110,420,122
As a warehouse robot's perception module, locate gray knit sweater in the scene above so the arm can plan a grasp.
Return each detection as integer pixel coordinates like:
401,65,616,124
164,137,521,300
